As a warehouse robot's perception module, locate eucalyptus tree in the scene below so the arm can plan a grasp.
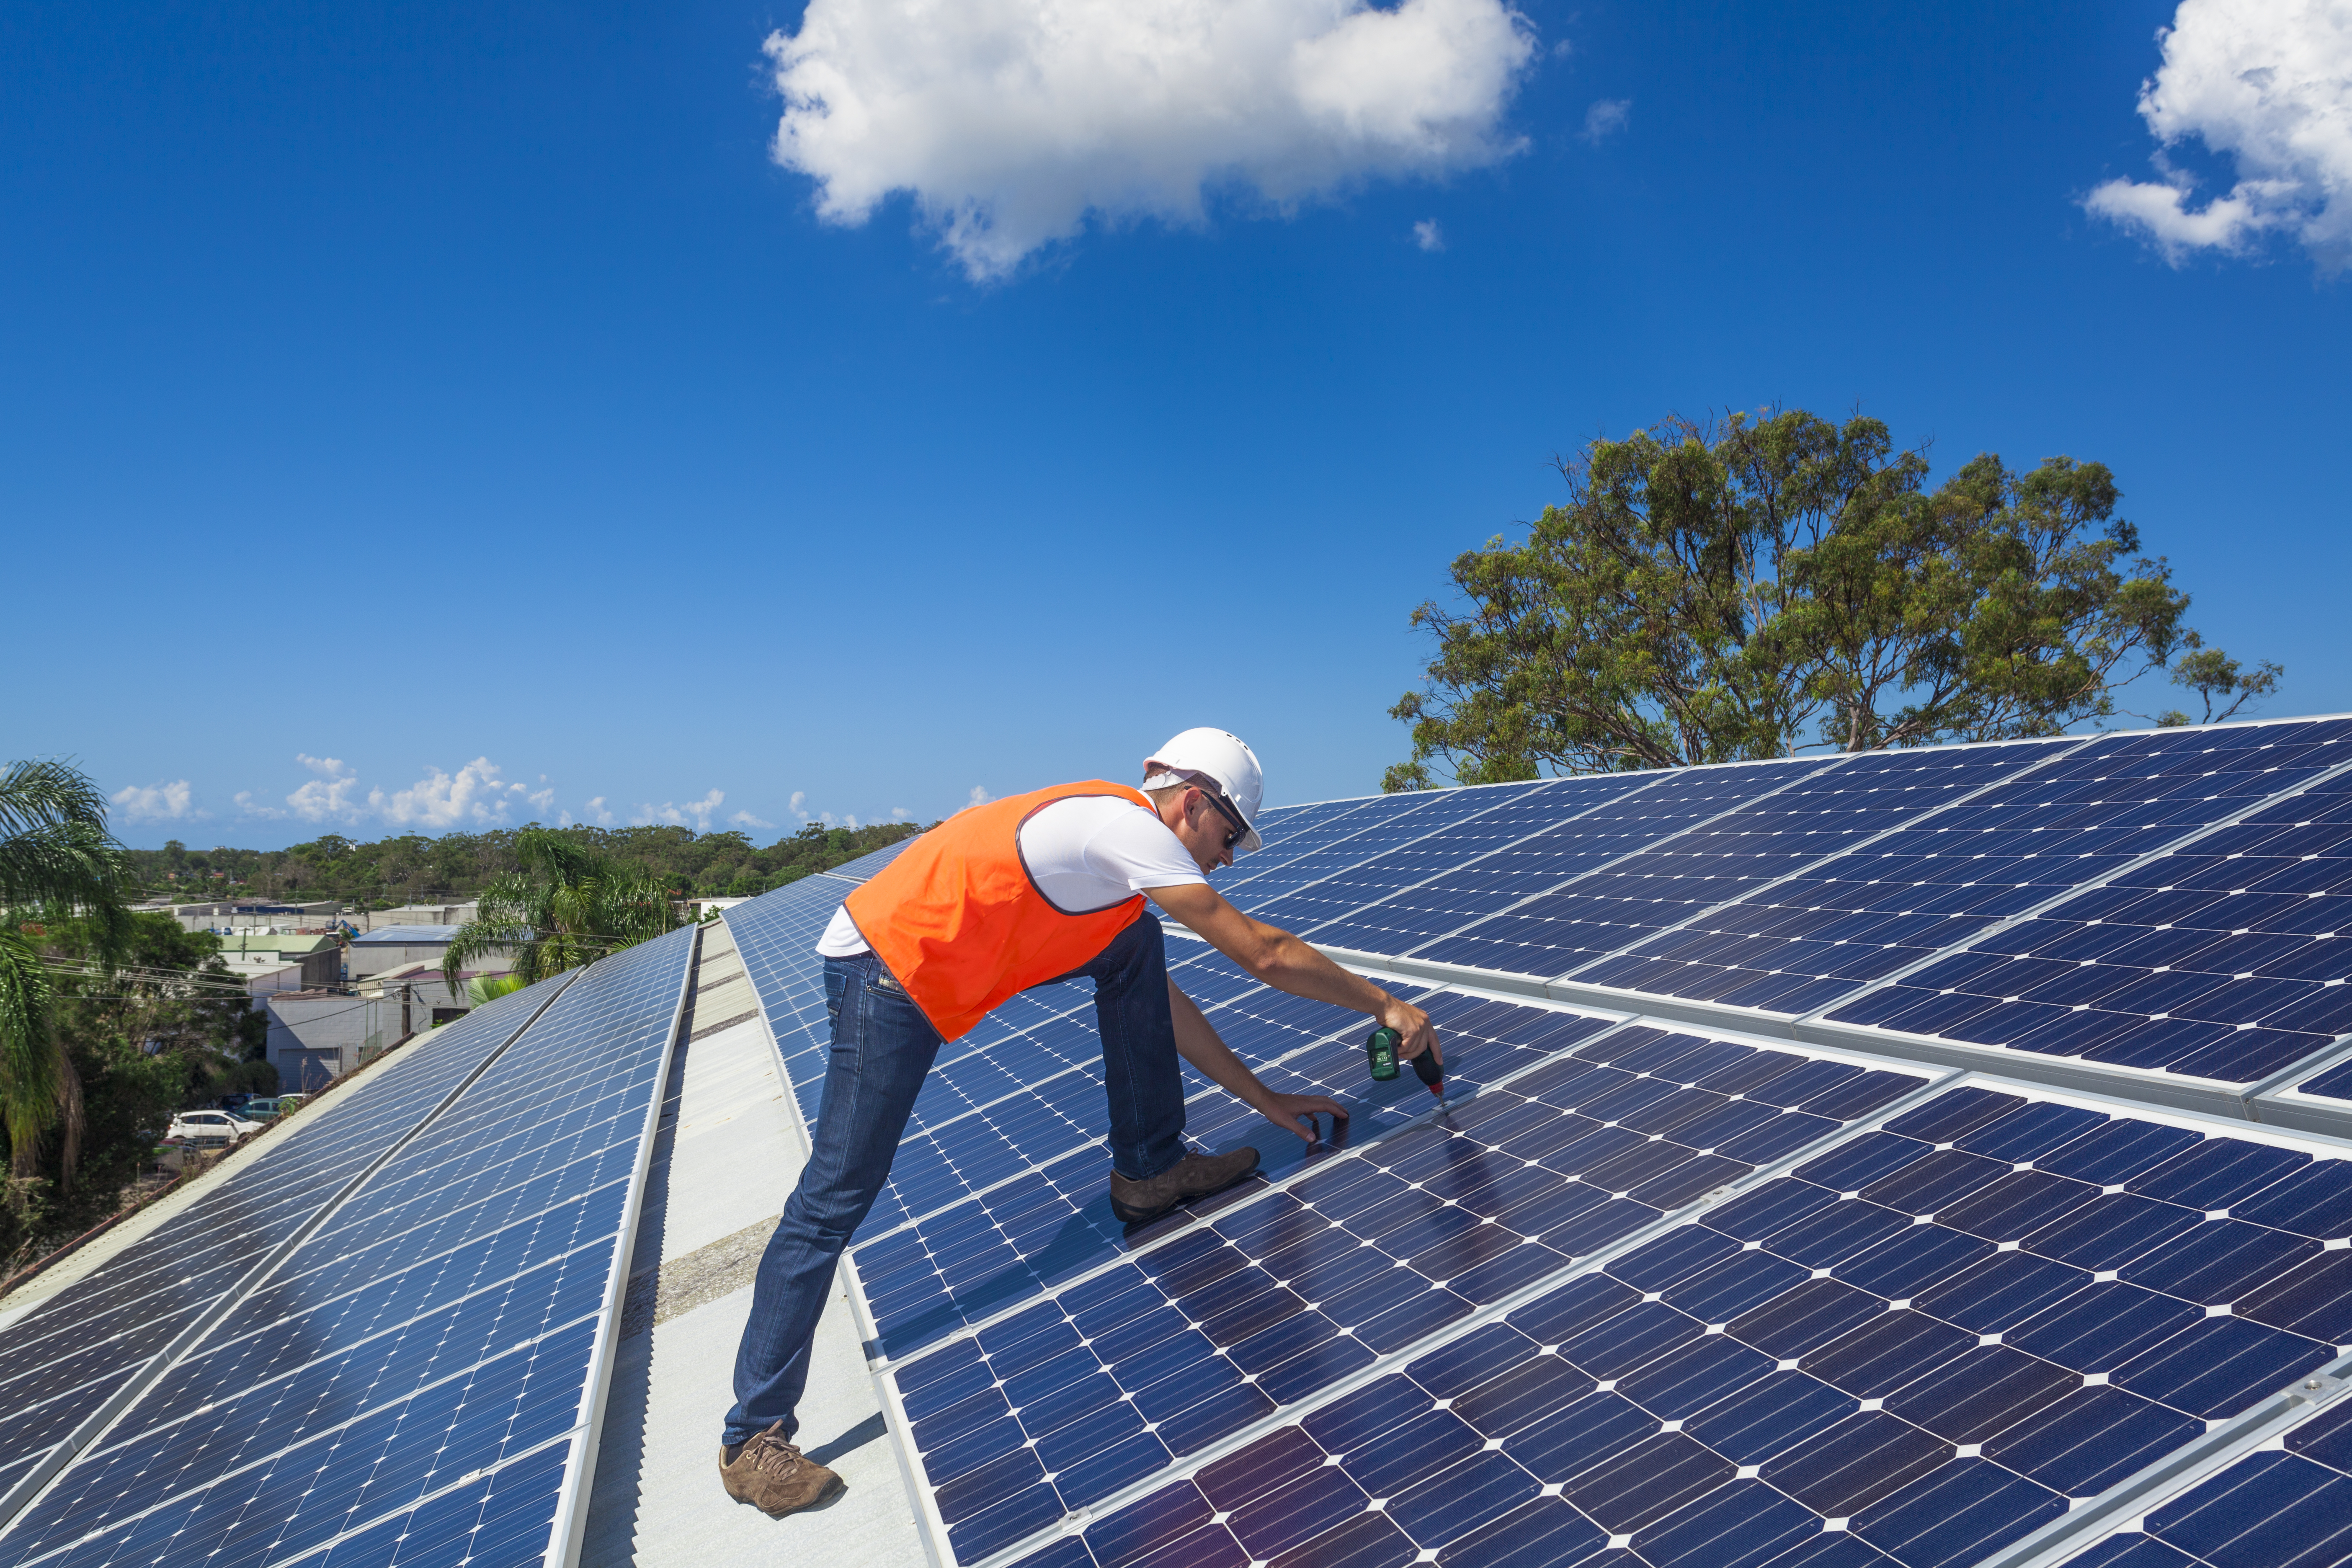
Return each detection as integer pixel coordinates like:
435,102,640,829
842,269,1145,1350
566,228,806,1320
1,760,132,1183
1387,408,2281,787
440,826,679,992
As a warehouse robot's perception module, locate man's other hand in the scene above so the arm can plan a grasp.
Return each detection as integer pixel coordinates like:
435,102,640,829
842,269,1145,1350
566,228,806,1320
1251,1089,1350,1145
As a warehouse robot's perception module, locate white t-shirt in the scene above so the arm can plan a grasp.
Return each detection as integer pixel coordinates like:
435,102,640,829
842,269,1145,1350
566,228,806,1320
815,795,1207,957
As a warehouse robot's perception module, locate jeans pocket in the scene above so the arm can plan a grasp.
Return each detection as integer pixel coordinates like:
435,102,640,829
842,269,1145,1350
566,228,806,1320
867,967,905,997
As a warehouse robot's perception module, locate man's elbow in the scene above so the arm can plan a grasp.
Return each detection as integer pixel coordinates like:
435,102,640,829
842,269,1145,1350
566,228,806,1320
1239,931,1292,977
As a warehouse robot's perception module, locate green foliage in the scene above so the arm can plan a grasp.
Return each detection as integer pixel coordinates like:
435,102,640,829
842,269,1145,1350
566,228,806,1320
2,758,134,1184
0,911,260,1270
1389,409,2277,784
441,827,681,989
120,820,926,905
2156,632,2285,728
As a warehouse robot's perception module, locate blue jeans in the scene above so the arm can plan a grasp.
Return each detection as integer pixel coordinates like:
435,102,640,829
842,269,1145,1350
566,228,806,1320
724,912,1188,1444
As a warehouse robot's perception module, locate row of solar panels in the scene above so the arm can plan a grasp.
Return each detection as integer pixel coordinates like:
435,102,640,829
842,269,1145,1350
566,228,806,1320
723,717,2352,1568
0,922,699,1568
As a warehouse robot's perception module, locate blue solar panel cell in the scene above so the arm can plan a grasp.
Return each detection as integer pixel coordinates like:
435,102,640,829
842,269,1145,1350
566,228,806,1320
1828,722,2352,1082
1001,1082,2352,1568
0,927,691,1568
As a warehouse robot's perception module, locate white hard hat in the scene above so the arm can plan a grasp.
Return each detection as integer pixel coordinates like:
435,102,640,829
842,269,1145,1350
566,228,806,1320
1142,728,1265,855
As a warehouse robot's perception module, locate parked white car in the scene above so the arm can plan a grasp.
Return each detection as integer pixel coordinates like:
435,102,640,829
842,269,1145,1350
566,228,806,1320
166,1109,262,1147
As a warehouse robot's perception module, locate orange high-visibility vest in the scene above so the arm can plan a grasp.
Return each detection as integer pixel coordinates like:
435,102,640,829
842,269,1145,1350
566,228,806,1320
843,780,1155,1041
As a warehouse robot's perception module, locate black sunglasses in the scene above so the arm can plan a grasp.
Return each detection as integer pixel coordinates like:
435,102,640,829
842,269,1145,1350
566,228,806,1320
1194,787,1248,852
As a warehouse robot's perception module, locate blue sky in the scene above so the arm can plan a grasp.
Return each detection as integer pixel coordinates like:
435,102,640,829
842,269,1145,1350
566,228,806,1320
6,0,2347,849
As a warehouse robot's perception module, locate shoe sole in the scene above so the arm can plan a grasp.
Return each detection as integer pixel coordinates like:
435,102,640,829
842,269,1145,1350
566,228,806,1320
730,1473,846,1519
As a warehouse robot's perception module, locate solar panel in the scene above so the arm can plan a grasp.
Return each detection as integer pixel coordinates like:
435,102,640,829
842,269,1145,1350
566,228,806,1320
0,926,694,1568
0,975,567,1533
998,1080,2352,1568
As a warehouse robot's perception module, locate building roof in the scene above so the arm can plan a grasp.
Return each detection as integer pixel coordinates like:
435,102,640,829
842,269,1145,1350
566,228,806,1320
351,923,461,943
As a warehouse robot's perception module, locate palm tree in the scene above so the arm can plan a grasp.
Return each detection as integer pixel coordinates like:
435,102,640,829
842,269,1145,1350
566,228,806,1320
440,826,678,992
2,760,132,1184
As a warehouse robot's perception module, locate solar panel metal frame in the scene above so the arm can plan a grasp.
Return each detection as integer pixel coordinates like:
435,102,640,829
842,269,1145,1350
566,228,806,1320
545,928,698,1567
2248,1038,2352,1140
0,969,579,1539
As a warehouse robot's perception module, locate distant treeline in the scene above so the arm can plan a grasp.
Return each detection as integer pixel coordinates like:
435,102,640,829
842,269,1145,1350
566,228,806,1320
125,820,929,908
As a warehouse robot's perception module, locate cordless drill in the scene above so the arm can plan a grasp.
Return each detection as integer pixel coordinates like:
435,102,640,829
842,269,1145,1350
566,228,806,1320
1366,1026,1443,1096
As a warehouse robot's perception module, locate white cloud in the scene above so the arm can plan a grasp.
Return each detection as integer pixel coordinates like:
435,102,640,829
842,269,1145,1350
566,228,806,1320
637,789,728,832
585,796,617,826
112,779,194,823
369,757,517,830
955,785,994,815
767,0,1538,279
232,790,286,820
1579,97,1630,144
286,754,365,823
1413,218,1445,250
891,806,911,822
789,790,811,824
731,809,778,830
2086,0,2352,271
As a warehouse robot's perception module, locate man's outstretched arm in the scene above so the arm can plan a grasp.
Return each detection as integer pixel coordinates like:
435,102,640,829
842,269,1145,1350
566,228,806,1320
1166,979,1348,1144
1148,881,1439,1064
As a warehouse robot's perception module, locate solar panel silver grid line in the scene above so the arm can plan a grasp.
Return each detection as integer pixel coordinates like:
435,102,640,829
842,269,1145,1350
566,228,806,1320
1285,751,1857,977
1544,734,2099,989
0,970,578,1539
1789,748,2352,1031
934,1039,1963,1568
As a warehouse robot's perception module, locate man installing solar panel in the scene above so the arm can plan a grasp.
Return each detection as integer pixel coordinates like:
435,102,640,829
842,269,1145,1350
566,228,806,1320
718,727,1443,1518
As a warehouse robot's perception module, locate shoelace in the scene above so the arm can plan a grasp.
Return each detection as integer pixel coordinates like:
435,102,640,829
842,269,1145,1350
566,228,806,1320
738,1426,807,1478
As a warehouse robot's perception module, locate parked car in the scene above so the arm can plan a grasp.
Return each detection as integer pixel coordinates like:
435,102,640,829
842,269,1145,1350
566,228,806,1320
165,1109,262,1147
231,1098,281,1122
276,1093,308,1116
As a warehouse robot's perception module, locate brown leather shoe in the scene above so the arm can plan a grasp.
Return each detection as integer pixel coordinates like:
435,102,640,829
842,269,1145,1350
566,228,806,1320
719,1423,843,1517
1109,1147,1261,1225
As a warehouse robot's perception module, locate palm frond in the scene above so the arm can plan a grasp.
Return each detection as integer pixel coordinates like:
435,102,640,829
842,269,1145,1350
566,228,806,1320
0,928,59,1177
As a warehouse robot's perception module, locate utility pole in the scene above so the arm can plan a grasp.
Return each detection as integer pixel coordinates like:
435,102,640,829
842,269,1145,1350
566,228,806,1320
400,981,413,1043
